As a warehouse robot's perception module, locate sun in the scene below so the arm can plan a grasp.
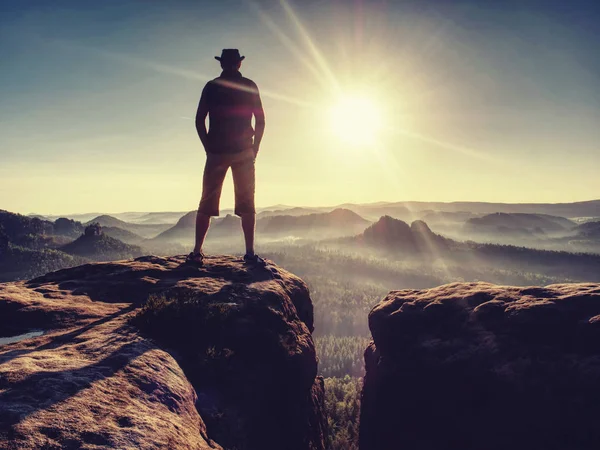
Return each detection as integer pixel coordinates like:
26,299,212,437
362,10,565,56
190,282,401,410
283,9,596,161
328,94,383,146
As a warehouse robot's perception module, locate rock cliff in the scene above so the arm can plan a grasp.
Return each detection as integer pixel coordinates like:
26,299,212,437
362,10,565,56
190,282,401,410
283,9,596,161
360,282,600,450
0,255,325,450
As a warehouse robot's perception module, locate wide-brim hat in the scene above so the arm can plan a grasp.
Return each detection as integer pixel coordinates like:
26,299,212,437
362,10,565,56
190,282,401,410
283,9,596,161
215,49,245,63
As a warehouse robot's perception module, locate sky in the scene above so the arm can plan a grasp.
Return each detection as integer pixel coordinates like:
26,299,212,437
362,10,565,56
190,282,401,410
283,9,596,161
1,0,599,215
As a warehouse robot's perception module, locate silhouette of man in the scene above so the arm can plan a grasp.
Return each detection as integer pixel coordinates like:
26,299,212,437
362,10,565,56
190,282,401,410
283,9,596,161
187,49,266,265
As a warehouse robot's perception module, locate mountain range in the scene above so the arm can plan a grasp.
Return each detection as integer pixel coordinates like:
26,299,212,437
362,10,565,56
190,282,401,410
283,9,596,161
29,199,600,224
0,211,143,280
85,215,171,238
152,208,371,244
335,215,600,281
258,208,369,237
464,213,576,235
4,199,600,283
61,230,142,262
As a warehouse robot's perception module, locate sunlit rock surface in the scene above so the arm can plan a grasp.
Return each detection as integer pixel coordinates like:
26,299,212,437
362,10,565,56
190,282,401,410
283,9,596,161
0,255,325,450
360,282,600,450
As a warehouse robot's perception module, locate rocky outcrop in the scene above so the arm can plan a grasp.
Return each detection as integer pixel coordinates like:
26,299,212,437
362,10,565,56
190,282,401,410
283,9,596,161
0,255,325,450
360,216,449,254
360,282,600,450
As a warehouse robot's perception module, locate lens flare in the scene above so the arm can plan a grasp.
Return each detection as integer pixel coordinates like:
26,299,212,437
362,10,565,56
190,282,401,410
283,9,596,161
329,94,383,146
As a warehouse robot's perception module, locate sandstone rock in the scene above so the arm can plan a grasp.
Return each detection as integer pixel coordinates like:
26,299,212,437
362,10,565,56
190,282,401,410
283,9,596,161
360,216,449,254
0,255,325,450
360,282,600,450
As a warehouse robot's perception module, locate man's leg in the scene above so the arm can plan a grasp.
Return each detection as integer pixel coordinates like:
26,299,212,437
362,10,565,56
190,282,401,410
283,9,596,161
231,150,257,256
240,212,256,255
195,154,228,255
193,212,211,254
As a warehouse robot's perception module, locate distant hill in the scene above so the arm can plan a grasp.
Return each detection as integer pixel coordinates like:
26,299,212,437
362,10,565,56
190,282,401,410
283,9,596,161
576,221,600,239
338,216,600,280
0,246,87,282
419,210,479,224
133,211,190,225
357,216,450,254
53,218,85,238
154,209,371,243
258,208,370,238
338,200,600,219
460,240,600,280
465,213,575,236
86,215,128,228
257,207,321,219
34,212,104,223
571,217,600,225
102,226,145,245
339,204,413,221
0,211,156,281
209,214,241,238
85,215,171,239
560,221,600,252
32,199,600,228
153,213,244,244
0,209,54,243
152,212,196,243
0,210,92,281
62,228,142,261
0,210,86,249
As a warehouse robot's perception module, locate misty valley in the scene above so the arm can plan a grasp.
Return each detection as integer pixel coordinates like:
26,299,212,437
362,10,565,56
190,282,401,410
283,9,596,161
2,200,600,449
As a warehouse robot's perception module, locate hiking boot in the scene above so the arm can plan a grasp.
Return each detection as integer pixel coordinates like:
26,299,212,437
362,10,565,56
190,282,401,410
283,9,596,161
186,251,204,265
243,253,267,267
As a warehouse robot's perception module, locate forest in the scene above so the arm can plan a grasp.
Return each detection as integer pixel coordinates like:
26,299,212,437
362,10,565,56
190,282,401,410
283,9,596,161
257,243,600,449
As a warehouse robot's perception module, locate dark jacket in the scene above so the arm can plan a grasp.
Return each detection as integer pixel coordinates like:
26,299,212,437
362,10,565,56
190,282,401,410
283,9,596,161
198,71,263,154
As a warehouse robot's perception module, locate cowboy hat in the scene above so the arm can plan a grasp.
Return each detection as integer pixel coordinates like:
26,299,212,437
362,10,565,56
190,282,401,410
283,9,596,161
215,49,245,62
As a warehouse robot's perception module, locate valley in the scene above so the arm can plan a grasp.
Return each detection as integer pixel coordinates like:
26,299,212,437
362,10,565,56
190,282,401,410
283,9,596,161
2,200,600,449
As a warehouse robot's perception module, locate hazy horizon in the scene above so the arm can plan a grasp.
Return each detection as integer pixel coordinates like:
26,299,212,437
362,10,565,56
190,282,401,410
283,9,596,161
10,196,600,218
2,0,599,214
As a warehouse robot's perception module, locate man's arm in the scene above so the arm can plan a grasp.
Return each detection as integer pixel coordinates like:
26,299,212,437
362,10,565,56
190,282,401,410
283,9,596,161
195,85,209,151
252,84,265,156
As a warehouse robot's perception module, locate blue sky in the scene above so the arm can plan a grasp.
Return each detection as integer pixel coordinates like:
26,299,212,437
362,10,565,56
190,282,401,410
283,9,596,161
1,0,599,214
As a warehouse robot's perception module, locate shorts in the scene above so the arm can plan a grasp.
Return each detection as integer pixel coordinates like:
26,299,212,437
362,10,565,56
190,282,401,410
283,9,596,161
198,148,256,217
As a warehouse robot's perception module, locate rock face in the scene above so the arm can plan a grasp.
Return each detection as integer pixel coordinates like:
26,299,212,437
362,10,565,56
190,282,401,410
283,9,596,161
0,255,325,450
360,216,449,254
360,282,600,450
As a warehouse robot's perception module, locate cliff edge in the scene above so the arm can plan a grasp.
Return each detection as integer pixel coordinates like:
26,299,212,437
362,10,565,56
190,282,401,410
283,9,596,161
0,255,325,450
360,282,600,450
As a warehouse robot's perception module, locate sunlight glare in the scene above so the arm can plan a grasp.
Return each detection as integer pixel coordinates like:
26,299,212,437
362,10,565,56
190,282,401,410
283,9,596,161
329,94,383,146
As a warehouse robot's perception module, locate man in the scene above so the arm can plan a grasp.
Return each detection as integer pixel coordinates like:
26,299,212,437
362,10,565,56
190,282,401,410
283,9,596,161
187,49,266,266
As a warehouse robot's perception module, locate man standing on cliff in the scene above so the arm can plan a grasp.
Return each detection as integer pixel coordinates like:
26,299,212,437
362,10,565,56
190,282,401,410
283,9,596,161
187,49,266,266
